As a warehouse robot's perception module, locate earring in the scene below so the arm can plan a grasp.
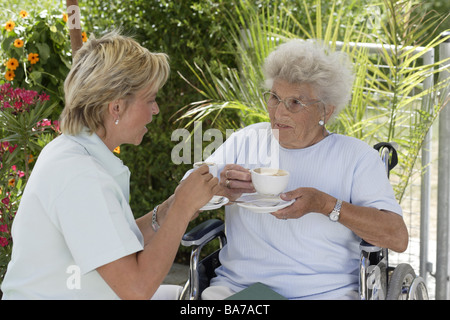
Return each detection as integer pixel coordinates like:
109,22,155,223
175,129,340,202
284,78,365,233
115,118,119,125
318,120,324,126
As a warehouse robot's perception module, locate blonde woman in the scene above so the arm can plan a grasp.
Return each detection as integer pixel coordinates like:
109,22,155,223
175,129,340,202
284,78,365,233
1,31,218,300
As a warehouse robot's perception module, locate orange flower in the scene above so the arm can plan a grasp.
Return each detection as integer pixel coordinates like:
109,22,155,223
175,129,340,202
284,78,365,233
113,146,120,154
19,10,28,18
14,39,24,48
6,58,19,71
27,53,39,64
81,31,87,42
5,20,15,32
62,13,68,22
8,178,15,187
5,70,15,81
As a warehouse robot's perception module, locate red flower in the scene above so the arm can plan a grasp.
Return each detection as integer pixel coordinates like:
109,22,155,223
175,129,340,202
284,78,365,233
8,144,18,154
0,237,9,247
1,141,10,151
52,120,60,133
1,197,10,206
39,92,50,101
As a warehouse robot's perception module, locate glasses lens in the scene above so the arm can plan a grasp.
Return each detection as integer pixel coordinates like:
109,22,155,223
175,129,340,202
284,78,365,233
286,98,303,113
264,92,279,108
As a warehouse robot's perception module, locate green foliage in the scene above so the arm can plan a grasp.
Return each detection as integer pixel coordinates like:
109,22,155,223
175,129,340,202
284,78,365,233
349,0,450,200
0,156,23,286
0,9,71,116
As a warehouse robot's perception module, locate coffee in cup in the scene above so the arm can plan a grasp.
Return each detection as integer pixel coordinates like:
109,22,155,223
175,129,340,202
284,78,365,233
251,167,289,196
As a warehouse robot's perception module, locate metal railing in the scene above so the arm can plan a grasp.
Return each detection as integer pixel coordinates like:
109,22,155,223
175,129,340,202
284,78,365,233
436,32,450,300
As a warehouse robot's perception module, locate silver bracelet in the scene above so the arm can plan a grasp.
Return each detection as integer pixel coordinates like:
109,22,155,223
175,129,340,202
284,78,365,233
151,205,160,232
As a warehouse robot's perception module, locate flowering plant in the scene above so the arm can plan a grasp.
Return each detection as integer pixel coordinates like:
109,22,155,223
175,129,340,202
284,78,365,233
0,83,59,285
0,142,24,283
1,9,72,116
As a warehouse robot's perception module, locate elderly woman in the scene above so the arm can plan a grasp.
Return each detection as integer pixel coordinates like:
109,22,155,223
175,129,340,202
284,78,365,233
1,31,218,300
200,39,408,300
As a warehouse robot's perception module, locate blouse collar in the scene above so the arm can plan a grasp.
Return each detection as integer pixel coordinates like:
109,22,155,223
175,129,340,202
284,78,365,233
65,129,131,201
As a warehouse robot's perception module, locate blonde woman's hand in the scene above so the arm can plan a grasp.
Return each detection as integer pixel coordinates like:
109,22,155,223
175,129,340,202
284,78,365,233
173,165,219,216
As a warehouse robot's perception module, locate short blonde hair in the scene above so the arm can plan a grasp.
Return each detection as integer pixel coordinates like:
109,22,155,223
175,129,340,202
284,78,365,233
60,30,170,135
263,39,354,119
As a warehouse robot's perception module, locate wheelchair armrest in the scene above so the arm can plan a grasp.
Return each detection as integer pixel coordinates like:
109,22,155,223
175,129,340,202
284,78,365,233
181,219,225,247
360,239,382,253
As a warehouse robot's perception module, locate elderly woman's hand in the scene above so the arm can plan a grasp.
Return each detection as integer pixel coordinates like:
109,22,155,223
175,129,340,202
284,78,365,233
271,187,333,220
219,164,255,201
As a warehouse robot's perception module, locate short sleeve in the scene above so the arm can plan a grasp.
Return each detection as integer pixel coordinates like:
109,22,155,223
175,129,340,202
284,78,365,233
53,169,144,274
350,149,403,216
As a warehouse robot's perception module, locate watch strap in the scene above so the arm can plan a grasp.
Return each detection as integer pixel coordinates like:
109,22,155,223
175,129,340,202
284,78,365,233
152,205,160,232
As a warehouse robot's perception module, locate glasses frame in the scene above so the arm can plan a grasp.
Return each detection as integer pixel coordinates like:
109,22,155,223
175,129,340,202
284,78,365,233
263,91,322,114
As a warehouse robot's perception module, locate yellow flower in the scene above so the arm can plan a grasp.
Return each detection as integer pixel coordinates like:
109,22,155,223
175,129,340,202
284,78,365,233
28,154,34,164
27,53,39,64
6,58,19,71
19,10,28,18
113,146,120,154
5,70,15,81
81,31,88,42
14,39,24,48
62,13,68,22
5,20,15,32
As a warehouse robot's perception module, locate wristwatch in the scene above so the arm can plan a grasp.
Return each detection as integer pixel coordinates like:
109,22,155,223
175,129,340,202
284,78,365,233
329,199,342,222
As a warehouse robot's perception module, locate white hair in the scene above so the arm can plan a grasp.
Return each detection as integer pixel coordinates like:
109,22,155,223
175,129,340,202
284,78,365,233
263,39,355,119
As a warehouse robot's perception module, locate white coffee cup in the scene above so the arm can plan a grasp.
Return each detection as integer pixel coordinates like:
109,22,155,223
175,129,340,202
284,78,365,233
251,167,289,196
193,161,221,203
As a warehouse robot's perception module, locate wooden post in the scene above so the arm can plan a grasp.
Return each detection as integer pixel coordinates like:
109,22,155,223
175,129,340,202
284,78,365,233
66,0,83,60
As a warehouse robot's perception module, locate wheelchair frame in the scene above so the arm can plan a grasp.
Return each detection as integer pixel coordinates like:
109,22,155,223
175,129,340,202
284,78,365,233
180,143,429,300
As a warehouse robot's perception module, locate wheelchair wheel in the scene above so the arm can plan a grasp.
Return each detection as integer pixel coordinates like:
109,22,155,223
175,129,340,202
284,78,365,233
386,263,422,300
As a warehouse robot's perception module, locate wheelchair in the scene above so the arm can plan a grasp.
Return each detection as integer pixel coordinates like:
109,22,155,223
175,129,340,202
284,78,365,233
179,143,429,300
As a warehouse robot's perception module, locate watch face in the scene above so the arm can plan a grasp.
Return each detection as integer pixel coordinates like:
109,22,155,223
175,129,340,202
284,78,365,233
330,212,339,222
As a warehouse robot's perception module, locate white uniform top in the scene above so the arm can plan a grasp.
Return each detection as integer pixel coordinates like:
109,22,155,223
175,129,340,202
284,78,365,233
204,122,402,299
1,130,144,299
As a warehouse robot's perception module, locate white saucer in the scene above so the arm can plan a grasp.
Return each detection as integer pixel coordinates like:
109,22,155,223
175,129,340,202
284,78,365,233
235,193,294,213
200,197,229,211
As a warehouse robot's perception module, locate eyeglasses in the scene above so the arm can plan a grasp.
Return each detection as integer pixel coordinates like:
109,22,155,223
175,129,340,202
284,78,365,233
263,91,322,113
